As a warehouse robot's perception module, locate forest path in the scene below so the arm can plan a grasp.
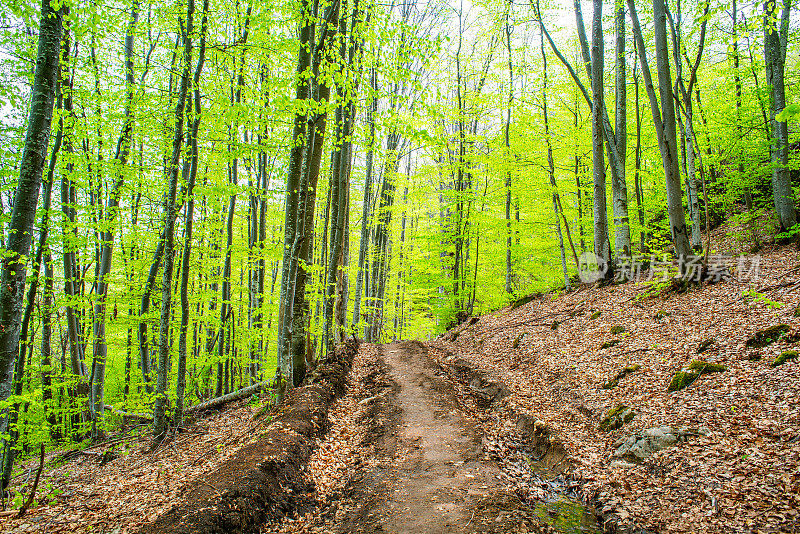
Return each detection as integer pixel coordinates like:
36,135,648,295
276,340,540,533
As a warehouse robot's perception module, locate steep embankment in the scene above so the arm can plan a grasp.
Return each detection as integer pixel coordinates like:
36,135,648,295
430,243,800,533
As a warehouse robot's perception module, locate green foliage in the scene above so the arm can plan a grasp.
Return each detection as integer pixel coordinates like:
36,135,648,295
771,351,798,367
776,104,800,122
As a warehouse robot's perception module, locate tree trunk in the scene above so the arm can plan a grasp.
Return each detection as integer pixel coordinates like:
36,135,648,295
175,0,208,428
591,0,612,276
276,0,316,393
628,0,691,259
91,0,141,438
504,4,514,294
613,0,630,256
353,66,377,331
154,0,193,439
539,16,571,290
763,0,796,231
0,0,63,490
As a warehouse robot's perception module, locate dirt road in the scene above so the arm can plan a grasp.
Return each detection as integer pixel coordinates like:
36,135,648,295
274,341,554,533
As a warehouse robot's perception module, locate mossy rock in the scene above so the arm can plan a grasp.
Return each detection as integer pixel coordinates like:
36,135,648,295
746,324,790,348
601,364,641,389
785,330,800,344
667,370,700,392
599,405,635,431
512,333,524,349
610,325,625,335
600,339,621,349
697,338,715,354
771,350,798,367
687,360,727,373
590,310,602,320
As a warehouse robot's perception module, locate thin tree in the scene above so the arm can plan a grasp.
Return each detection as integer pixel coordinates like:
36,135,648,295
763,0,796,231
0,0,64,489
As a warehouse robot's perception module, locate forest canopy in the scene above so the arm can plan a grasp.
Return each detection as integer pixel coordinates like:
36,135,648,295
0,0,797,491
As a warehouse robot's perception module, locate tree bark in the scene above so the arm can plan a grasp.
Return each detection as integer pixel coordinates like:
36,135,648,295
91,0,141,437
628,0,691,259
154,0,193,439
0,0,63,490
763,0,796,231
175,0,208,428
591,0,612,276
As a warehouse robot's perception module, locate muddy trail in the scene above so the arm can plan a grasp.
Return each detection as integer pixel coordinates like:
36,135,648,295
272,341,597,534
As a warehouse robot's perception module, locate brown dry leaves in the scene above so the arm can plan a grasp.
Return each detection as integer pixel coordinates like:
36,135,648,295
437,231,800,532
279,345,376,533
1,399,262,534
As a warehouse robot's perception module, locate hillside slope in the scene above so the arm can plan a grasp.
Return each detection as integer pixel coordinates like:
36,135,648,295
431,242,800,532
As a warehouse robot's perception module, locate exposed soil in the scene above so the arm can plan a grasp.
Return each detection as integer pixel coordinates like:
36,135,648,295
275,341,579,534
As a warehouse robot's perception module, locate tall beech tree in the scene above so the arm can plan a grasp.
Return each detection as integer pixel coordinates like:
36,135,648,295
763,0,796,231
0,0,64,489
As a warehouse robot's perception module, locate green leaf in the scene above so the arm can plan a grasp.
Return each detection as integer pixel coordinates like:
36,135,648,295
776,103,800,122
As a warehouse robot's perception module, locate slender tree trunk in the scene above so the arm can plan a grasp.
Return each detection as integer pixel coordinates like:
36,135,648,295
353,65,377,330
732,0,751,210
0,0,63,489
633,39,646,251
91,0,141,437
504,4,514,294
175,0,208,427
763,0,796,231
154,0,193,438
613,0,630,256
276,0,316,393
629,0,691,259
591,0,612,276
539,17,570,289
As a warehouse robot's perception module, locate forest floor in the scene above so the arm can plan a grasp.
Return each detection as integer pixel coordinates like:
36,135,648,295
2,221,799,534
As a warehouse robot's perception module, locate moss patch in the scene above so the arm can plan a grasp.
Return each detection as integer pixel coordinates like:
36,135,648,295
655,310,671,320
771,350,798,367
534,497,599,533
590,310,602,320
667,370,700,392
687,360,727,373
600,339,620,349
599,405,635,431
697,338,715,354
601,364,641,389
512,333,524,349
746,324,790,348
610,325,625,335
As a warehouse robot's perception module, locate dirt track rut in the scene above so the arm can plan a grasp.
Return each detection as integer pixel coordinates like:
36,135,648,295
275,341,543,533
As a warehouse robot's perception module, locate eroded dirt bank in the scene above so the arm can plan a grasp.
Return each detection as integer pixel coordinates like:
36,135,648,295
137,340,357,534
